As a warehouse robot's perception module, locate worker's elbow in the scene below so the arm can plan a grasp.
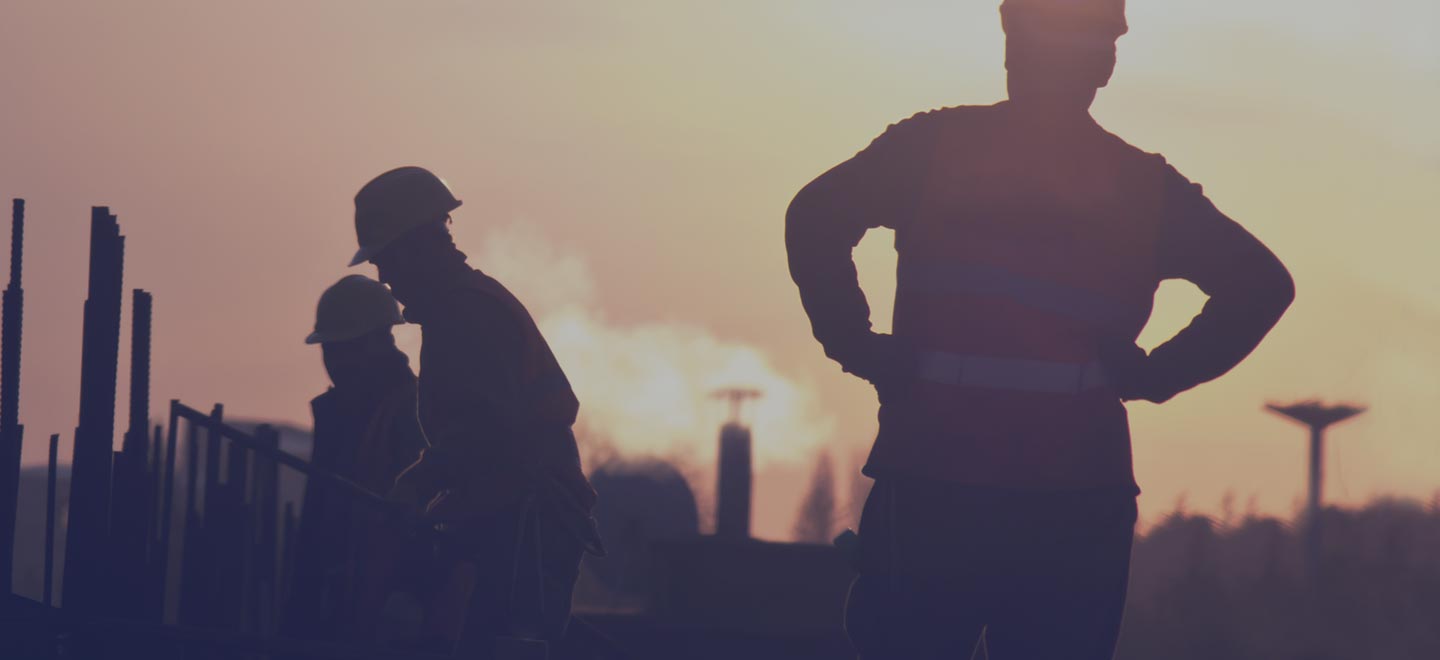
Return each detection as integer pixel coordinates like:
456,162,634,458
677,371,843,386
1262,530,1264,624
1276,268,1296,310
785,185,835,277
785,184,825,237
1257,261,1296,323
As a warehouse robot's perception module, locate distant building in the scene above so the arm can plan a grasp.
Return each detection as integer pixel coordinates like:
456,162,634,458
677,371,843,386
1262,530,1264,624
579,459,700,610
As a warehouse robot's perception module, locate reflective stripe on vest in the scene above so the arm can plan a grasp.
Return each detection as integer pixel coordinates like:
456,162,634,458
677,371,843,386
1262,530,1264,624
917,351,1108,394
898,260,1134,330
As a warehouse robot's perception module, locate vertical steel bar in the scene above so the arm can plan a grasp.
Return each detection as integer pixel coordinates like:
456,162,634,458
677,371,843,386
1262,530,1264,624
0,198,26,596
199,404,224,628
149,424,162,529
124,291,151,456
185,418,199,518
107,290,154,616
178,418,201,627
155,407,180,623
224,433,247,630
43,433,58,606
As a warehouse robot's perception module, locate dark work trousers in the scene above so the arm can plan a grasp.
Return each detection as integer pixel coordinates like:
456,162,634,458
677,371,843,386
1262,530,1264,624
845,479,1137,660
447,499,585,659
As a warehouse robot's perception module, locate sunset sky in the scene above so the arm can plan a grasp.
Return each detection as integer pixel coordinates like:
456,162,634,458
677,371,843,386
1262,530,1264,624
1,1,1437,540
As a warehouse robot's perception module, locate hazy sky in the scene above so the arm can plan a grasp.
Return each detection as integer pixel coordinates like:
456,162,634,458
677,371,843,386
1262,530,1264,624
2,1,1437,539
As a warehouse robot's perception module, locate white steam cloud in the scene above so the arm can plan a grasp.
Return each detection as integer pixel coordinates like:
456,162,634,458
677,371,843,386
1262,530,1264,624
451,223,837,469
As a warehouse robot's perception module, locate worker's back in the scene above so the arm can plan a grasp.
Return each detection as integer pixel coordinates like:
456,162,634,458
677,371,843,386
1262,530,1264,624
871,101,1174,491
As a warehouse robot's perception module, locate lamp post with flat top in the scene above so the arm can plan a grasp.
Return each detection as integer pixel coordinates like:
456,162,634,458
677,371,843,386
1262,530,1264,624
1265,400,1365,582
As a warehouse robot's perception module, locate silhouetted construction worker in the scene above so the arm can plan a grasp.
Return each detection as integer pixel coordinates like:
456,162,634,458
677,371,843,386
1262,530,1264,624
285,274,430,644
786,1,1295,658
350,166,602,657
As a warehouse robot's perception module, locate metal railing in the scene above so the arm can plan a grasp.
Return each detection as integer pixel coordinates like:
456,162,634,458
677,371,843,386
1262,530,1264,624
22,399,441,659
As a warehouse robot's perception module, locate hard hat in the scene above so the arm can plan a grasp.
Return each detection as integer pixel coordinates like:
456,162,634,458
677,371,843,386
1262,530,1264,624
350,166,462,266
1001,0,1128,38
305,274,406,345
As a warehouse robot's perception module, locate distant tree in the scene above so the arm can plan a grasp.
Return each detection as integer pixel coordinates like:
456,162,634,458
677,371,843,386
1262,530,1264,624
793,451,837,544
1118,498,1440,660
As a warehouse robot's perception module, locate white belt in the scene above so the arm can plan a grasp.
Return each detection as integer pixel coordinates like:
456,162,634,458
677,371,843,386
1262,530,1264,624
916,351,1108,395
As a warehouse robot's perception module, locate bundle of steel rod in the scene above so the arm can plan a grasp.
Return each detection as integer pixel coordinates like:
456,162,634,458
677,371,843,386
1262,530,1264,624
63,207,126,617
0,199,26,595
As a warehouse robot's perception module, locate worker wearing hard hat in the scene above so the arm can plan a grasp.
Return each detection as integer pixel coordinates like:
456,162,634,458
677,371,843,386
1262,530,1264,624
787,0,1294,657
285,274,430,645
348,166,601,655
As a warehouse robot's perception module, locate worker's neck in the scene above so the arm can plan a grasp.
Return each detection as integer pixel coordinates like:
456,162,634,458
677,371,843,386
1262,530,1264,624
1004,82,1098,125
1006,98,1094,120
385,244,471,307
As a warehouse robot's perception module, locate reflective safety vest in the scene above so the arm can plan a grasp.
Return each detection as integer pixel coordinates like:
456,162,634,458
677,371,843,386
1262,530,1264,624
872,105,1168,491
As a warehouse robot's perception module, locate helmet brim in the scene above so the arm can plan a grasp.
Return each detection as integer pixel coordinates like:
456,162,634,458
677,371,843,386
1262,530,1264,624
306,317,406,345
348,246,374,267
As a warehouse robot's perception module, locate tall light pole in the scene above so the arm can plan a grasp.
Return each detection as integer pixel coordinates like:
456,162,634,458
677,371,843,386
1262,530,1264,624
1265,400,1365,581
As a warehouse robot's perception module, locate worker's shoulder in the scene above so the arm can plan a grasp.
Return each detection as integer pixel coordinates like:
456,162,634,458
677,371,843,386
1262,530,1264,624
444,287,519,323
438,272,529,337
455,271,527,314
883,103,1000,134
1092,124,1177,172
861,104,998,155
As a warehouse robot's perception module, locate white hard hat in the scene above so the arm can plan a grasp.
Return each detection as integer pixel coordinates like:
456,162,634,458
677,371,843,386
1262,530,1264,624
350,166,462,266
305,274,406,345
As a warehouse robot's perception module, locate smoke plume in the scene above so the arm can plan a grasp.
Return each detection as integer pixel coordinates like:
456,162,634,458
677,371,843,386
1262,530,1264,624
426,223,838,472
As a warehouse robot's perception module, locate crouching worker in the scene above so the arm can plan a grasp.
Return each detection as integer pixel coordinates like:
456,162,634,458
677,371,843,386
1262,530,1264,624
283,274,432,646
